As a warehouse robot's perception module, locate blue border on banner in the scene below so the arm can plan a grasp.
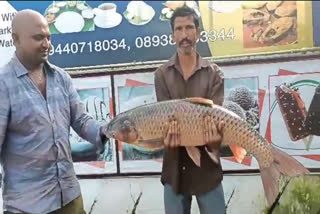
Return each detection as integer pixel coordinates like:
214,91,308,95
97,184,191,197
313,1,320,46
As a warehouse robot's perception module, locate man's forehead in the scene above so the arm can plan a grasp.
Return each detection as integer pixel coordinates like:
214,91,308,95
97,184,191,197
13,10,48,33
174,16,195,25
18,20,49,35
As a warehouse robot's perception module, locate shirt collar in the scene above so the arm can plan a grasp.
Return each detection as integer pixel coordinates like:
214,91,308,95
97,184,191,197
167,52,211,72
11,53,55,78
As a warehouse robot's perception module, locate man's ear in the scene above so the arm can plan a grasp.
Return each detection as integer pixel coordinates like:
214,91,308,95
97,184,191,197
196,27,201,39
171,32,175,42
12,33,19,46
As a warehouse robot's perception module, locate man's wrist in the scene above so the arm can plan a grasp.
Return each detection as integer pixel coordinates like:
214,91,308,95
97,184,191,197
99,126,108,145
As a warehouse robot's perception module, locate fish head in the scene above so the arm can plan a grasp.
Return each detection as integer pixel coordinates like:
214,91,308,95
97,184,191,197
104,114,138,143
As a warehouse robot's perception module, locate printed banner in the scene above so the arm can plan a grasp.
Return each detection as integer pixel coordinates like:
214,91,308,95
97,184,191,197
0,2,16,68
110,60,320,172
0,1,315,68
199,1,314,57
313,1,320,46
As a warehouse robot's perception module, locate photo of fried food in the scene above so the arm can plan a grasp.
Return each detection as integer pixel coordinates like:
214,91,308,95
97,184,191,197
275,84,309,141
242,1,298,48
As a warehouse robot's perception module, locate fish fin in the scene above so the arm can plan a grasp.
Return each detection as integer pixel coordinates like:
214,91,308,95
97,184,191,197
138,138,163,144
204,146,220,164
135,138,164,151
229,144,247,163
186,147,201,167
184,97,214,107
260,148,309,206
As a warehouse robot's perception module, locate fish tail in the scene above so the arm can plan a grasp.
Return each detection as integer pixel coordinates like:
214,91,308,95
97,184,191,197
260,148,309,206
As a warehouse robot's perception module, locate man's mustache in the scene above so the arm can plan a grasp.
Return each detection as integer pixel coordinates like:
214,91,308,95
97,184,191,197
179,39,192,46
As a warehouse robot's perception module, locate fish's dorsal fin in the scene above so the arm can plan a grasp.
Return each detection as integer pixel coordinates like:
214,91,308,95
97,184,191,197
229,144,247,163
184,97,214,107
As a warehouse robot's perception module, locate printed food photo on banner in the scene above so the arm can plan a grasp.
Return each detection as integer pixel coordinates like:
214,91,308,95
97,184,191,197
44,1,95,34
123,1,155,26
242,1,298,48
93,2,122,29
160,1,200,21
222,77,260,157
269,72,320,154
199,1,312,57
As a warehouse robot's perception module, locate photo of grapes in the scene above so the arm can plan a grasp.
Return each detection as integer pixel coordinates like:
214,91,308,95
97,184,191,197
242,1,298,48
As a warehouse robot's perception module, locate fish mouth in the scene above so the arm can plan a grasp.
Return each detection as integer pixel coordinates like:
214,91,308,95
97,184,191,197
106,132,115,139
102,124,114,139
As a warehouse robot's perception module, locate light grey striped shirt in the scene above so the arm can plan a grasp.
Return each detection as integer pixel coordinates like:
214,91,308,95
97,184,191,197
0,54,104,213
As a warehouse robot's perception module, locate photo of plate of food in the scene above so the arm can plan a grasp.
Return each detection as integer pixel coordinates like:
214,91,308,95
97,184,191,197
44,1,95,34
54,11,85,33
160,1,200,21
123,1,155,26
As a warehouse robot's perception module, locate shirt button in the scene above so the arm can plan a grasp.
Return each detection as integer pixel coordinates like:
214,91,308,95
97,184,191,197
182,166,186,171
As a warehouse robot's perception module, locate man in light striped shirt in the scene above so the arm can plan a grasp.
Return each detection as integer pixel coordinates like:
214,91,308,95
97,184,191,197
0,9,107,214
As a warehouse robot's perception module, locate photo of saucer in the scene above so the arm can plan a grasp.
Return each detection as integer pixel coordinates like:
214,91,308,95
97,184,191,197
54,11,85,33
123,1,155,26
94,12,122,29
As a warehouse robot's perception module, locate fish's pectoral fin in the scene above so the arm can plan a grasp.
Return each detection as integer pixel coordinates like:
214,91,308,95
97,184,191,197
205,146,220,164
138,138,164,144
186,146,201,167
229,144,247,163
135,138,164,150
184,97,215,107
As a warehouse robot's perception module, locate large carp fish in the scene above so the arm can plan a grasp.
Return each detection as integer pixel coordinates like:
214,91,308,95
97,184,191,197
103,97,309,206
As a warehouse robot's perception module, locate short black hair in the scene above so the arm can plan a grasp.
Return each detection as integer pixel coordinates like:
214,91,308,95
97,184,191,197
170,5,200,31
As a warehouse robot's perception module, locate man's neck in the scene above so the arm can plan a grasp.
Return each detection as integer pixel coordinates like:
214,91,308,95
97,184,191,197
177,52,197,80
177,52,197,66
16,52,43,72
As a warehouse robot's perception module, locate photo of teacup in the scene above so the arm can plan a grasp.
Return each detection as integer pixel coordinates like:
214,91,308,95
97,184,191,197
99,3,116,12
94,3,117,20
93,2,122,28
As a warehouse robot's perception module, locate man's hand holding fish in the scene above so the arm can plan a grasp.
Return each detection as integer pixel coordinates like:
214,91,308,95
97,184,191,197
163,116,224,150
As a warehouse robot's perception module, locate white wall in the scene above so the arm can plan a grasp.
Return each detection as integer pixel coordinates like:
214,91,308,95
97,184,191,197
79,174,267,214
0,174,266,214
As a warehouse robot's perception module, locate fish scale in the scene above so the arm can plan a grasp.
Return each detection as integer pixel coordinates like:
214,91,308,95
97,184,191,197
125,99,274,166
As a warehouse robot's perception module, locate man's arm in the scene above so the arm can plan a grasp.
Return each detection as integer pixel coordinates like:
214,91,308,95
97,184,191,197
0,80,9,158
154,68,180,148
154,68,170,101
65,73,107,153
209,65,224,106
